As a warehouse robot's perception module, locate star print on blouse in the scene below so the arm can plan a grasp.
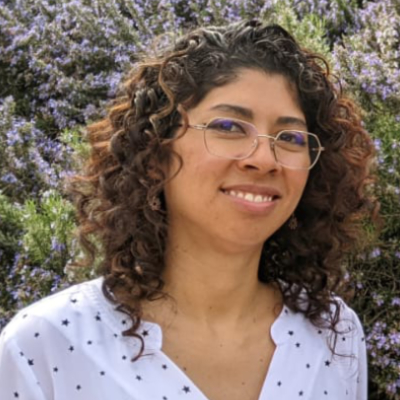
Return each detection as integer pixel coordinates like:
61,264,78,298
0,278,367,400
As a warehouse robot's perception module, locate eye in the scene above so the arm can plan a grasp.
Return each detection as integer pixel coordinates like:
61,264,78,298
277,131,308,147
207,118,248,135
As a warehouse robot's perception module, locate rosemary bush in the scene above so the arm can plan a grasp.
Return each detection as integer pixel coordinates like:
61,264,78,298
0,0,399,398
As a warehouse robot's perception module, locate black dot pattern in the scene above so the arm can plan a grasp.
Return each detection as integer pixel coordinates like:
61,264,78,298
0,278,367,399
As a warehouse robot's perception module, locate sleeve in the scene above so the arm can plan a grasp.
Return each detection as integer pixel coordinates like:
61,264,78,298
333,298,368,400
0,331,47,400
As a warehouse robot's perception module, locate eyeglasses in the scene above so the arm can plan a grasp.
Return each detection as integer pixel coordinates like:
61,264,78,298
188,117,325,170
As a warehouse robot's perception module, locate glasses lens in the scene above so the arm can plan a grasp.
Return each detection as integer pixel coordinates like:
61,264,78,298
203,119,322,169
204,118,255,159
275,131,320,169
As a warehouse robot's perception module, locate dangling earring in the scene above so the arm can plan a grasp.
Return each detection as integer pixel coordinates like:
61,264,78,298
148,196,161,211
288,214,298,230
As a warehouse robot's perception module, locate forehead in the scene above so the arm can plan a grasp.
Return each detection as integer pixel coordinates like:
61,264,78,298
187,69,305,125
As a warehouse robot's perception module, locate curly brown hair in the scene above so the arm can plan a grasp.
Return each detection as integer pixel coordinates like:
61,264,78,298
70,20,376,358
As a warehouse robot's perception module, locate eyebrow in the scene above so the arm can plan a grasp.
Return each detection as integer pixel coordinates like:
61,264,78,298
209,104,308,130
276,116,308,130
210,104,254,119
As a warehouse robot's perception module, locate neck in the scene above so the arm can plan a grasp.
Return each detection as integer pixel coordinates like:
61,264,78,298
148,230,282,331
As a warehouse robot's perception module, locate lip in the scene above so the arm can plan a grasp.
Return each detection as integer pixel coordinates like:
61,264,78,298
221,184,282,198
220,184,282,215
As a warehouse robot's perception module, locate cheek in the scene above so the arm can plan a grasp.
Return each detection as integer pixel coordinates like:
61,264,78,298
288,171,309,199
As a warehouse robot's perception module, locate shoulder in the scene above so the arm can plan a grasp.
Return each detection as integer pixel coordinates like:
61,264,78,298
0,278,106,343
325,296,365,341
315,296,365,353
274,295,365,357
329,296,366,353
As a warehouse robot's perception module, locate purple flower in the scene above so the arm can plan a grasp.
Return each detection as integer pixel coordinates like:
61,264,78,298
1,173,18,184
391,298,400,306
51,238,66,253
370,248,381,258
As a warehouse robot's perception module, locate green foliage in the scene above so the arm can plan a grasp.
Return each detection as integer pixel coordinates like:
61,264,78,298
1,0,399,398
347,109,400,399
60,128,91,172
272,2,331,58
333,0,400,110
0,190,81,328
0,192,24,302
22,190,76,270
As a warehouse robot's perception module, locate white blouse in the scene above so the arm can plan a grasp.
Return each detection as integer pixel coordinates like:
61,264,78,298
0,278,367,400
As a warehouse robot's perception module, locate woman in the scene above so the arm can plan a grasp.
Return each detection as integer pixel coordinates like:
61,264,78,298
0,20,375,400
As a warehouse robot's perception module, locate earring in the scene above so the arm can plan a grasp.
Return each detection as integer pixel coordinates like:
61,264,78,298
134,263,144,276
288,214,298,230
148,196,161,211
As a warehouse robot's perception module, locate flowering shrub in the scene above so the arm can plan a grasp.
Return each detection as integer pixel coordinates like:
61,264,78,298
0,97,74,201
0,190,76,326
291,0,362,44
0,192,24,328
350,111,400,399
0,95,88,327
0,0,399,398
333,0,400,109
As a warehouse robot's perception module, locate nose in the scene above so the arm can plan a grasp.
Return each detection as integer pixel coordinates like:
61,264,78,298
237,135,281,173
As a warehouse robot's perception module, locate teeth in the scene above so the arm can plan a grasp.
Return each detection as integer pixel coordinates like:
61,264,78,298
225,190,274,203
244,193,254,202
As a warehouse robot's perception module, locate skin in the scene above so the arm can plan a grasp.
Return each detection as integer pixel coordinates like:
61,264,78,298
143,69,310,400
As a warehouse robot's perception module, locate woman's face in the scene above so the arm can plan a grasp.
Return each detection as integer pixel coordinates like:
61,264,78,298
164,69,310,253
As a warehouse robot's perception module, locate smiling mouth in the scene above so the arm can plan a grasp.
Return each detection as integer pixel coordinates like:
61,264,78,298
221,189,279,203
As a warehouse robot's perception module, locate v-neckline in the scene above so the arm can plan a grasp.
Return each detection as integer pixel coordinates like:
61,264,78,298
90,277,293,399
157,341,285,400
146,305,289,400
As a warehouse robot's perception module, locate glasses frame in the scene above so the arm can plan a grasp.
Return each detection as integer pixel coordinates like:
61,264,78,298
188,117,325,170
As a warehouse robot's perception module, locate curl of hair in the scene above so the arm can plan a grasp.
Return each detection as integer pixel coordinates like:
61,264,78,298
69,20,377,359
